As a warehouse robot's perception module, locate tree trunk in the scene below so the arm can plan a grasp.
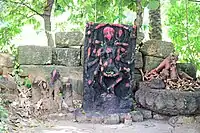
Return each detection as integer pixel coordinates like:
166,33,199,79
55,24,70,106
149,1,162,40
43,0,54,47
136,0,143,30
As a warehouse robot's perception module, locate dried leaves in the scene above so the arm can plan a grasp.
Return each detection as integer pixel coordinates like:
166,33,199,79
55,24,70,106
166,78,200,91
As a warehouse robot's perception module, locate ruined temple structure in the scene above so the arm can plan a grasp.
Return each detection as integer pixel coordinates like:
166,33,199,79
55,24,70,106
83,23,137,114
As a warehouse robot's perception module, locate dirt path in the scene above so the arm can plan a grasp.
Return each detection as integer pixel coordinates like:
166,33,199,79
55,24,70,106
27,119,200,133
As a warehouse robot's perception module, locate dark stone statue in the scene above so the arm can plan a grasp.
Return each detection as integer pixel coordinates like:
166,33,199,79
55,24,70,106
83,23,137,114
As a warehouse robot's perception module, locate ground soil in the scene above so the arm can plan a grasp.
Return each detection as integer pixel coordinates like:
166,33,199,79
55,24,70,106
18,119,200,133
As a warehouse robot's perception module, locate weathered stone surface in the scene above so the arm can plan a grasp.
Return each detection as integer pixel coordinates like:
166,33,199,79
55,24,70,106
130,111,144,122
71,78,83,97
0,68,2,75
136,32,145,44
1,67,13,75
20,65,83,95
177,63,197,79
134,73,142,82
91,115,104,124
0,76,17,94
195,116,200,123
19,65,82,77
0,53,14,67
18,46,52,65
135,107,152,119
75,114,88,122
124,119,132,125
55,31,84,48
144,56,163,72
119,113,132,123
169,116,195,125
104,114,120,124
135,82,200,115
52,48,81,67
153,113,169,120
149,78,165,89
140,40,174,58
134,69,141,74
135,52,143,69
81,46,84,66
48,113,68,120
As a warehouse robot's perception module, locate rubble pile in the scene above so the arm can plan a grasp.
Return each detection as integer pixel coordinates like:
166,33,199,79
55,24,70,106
0,68,83,132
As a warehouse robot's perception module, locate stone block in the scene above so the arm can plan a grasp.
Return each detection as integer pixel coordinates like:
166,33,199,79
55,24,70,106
153,113,169,120
177,63,197,79
0,75,17,93
19,65,82,78
130,111,144,122
104,114,120,124
52,48,81,67
136,32,145,44
135,108,152,119
71,78,83,96
48,113,67,120
195,116,200,123
119,113,132,123
169,116,195,125
124,119,132,126
91,115,104,124
149,78,165,89
75,114,88,122
18,46,52,65
134,73,142,82
135,52,143,69
135,85,200,115
134,69,141,74
19,65,83,96
55,31,84,48
1,67,13,75
140,40,174,58
0,53,14,68
144,56,163,72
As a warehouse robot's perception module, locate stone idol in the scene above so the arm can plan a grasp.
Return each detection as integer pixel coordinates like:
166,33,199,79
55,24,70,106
83,23,137,114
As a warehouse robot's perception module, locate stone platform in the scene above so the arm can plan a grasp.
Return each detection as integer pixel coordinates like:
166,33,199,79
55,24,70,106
135,81,200,115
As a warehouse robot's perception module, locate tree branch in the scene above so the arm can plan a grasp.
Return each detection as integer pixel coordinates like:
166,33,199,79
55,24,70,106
2,0,43,17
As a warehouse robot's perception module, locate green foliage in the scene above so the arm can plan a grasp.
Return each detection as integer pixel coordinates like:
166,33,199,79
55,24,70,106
67,0,128,30
0,0,68,48
0,101,8,132
23,77,32,88
66,0,163,30
166,1,200,72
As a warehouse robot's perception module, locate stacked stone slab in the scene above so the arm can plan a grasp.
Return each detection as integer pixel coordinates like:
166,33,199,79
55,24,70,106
140,39,175,72
139,39,197,77
18,31,84,100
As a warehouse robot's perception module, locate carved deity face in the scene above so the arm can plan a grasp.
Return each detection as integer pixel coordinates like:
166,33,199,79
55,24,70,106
103,27,115,41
